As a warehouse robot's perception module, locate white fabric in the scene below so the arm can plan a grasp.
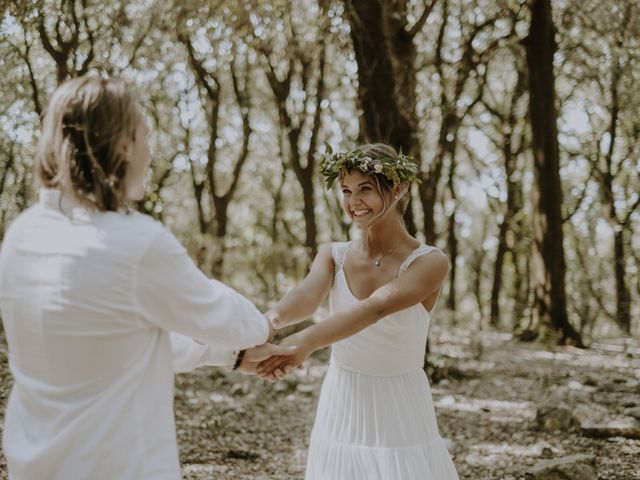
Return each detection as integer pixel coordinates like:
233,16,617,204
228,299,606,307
0,188,270,480
305,241,459,480
330,242,436,377
170,332,237,373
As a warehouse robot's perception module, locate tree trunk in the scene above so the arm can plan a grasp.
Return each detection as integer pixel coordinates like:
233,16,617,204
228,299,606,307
489,69,526,328
524,0,583,346
343,0,435,236
299,173,318,260
597,53,633,333
445,154,458,311
344,0,417,150
262,28,326,262
513,251,533,334
180,32,253,278
211,198,229,279
490,220,509,327
613,229,631,332
0,142,15,242
446,209,457,311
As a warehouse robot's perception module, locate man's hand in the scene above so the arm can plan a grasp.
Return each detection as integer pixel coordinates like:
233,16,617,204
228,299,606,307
238,343,297,375
256,333,314,380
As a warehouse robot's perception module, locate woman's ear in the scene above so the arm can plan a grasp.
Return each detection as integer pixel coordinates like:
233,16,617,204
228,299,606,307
116,135,133,163
393,186,406,200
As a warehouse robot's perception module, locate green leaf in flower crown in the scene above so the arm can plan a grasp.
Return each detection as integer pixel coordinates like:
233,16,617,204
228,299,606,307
319,145,420,188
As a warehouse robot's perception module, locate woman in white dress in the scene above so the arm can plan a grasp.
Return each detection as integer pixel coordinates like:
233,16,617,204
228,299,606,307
258,144,459,479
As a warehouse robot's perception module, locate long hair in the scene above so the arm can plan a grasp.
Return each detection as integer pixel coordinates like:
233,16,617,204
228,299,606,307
35,75,143,212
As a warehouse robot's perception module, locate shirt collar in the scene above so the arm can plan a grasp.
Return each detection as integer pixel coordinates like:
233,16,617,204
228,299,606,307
39,188,92,221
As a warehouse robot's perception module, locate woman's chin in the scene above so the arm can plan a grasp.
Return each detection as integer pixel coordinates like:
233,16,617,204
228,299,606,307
352,217,373,229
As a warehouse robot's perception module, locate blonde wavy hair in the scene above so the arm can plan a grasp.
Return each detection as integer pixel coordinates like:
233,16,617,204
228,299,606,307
35,75,143,212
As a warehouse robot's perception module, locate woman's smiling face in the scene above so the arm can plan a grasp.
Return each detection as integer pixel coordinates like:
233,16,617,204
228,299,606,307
341,170,388,229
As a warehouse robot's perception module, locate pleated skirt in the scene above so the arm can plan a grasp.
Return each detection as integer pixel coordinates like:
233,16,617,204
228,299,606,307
305,363,459,480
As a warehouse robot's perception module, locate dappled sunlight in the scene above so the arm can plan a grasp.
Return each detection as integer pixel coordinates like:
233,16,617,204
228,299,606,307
435,395,535,422
207,392,235,404
591,341,640,355
453,359,497,372
1,0,639,478
512,346,640,370
463,441,560,466
183,464,228,477
433,346,474,359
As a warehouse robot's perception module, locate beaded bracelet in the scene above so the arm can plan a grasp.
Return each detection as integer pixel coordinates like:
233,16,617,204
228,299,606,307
232,349,245,371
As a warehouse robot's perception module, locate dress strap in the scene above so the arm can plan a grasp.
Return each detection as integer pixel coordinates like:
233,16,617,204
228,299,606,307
331,241,350,272
398,244,438,274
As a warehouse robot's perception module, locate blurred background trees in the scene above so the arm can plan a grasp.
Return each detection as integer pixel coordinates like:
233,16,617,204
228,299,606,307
1,0,638,343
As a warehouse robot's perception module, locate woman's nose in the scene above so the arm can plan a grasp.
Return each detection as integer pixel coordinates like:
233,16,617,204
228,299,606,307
349,194,362,206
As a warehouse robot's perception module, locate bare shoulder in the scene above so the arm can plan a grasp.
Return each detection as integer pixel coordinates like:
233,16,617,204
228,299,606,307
310,243,336,271
406,247,450,279
316,243,334,261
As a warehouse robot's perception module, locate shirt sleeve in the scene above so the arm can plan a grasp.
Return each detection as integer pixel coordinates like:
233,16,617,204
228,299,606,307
134,227,270,350
170,332,236,372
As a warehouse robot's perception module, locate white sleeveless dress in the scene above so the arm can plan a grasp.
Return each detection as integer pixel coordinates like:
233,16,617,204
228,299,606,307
305,242,459,480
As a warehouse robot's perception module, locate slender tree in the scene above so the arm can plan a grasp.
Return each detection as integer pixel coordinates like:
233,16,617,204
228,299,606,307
523,0,583,345
178,26,253,277
481,65,527,327
260,22,326,261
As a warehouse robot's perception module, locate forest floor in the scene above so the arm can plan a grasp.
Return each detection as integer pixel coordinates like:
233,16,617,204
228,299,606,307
0,328,639,479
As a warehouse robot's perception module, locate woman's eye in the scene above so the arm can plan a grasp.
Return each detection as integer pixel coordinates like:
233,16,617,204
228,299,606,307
342,190,351,195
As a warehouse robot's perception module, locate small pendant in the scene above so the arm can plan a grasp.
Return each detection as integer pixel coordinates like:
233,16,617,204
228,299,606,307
375,260,381,266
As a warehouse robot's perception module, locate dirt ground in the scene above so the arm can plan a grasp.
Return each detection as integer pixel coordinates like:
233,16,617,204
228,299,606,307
0,328,639,479
175,328,640,480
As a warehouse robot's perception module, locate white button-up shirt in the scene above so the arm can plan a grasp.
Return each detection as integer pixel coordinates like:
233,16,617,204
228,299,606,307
0,189,270,480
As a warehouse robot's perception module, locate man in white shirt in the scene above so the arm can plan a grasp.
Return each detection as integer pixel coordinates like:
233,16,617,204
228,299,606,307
0,75,294,480
0,188,292,480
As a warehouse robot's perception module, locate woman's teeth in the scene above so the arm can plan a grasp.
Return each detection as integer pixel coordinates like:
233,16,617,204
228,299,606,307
353,209,371,217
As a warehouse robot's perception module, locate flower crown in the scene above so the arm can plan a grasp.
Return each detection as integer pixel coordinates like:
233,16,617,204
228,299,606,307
318,143,420,188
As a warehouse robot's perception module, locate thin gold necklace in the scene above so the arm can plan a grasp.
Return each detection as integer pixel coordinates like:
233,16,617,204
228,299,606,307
362,240,400,267
374,248,396,267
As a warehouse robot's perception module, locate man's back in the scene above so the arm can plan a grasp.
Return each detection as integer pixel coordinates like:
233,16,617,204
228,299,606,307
0,189,180,480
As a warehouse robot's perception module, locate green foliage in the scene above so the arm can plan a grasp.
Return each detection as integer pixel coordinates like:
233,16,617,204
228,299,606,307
318,143,420,188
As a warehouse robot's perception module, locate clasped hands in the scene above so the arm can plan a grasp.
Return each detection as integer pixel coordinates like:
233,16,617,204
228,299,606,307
238,313,314,381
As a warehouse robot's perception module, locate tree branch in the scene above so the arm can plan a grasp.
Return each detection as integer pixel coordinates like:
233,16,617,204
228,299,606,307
407,0,438,38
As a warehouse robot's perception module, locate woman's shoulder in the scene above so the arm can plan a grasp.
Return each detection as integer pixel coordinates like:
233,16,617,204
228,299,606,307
321,241,350,268
405,238,446,256
401,242,449,275
420,243,447,258
316,242,349,257
315,243,337,265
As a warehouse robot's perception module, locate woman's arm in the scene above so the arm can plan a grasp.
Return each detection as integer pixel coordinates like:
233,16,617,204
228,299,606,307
257,249,449,376
266,244,335,328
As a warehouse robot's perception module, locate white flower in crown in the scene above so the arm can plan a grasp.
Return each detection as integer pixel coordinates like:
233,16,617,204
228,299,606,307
362,156,372,166
374,163,383,173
